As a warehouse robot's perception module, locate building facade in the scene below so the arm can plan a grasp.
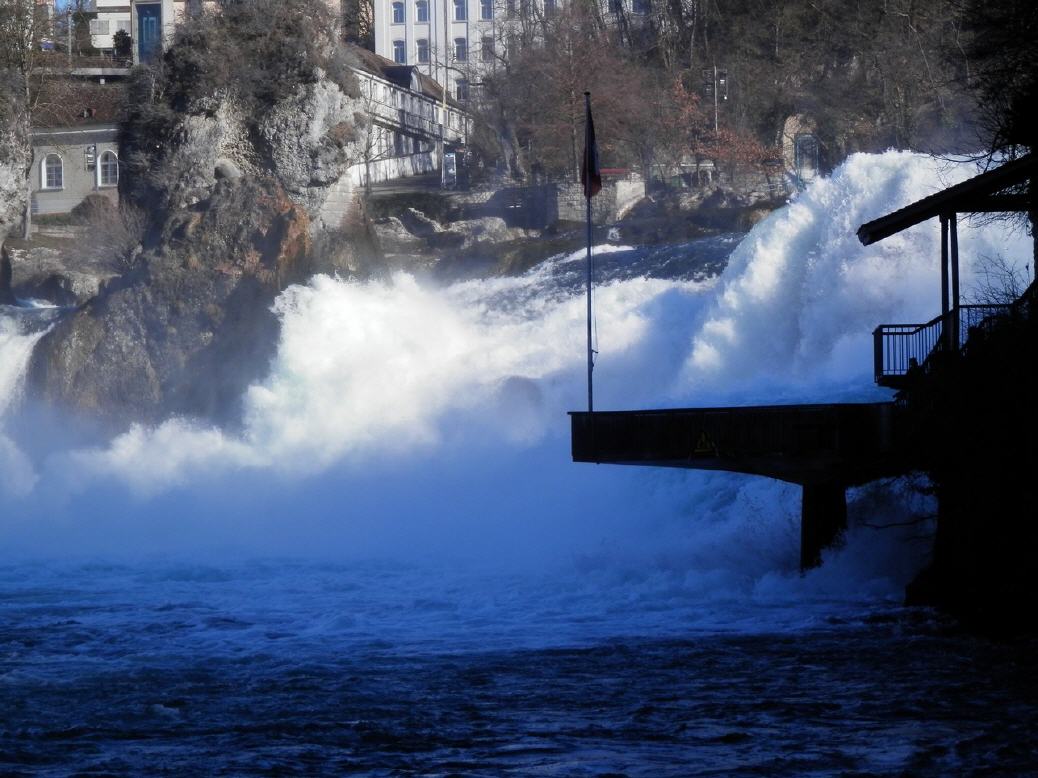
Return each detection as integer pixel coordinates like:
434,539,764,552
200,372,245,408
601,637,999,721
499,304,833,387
88,0,132,55
347,48,468,193
372,0,513,102
30,125,120,217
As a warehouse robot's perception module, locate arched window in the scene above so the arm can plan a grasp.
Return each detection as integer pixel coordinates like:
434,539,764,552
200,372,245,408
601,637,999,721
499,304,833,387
454,0,466,20
454,37,467,61
415,0,428,21
417,38,429,63
43,154,63,190
392,39,406,63
480,0,492,19
392,1,404,22
99,151,119,187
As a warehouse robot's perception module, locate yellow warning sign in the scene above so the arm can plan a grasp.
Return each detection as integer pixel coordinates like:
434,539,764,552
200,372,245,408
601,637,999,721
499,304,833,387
693,431,718,456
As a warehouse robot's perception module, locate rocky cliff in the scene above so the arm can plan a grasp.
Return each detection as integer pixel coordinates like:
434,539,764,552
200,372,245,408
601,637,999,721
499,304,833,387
25,21,368,428
29,178,312,426
0,71,30,305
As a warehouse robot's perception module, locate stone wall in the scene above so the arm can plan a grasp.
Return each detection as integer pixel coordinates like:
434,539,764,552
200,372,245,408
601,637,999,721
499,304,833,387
555,178,646,224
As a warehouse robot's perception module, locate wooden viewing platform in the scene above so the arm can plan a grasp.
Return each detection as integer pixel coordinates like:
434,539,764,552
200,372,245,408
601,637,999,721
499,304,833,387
570,153,1036,572
570,403,904,569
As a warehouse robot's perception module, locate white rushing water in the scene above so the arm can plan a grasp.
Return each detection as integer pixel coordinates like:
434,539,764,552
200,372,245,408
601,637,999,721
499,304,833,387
0,151,1031,632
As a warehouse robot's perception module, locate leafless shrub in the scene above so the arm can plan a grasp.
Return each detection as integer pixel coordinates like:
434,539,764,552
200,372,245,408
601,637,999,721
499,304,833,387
71,195,148,271
966,252,1030,306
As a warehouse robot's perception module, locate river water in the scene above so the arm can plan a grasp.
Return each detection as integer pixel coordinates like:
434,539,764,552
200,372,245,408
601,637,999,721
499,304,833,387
2,152,1036,774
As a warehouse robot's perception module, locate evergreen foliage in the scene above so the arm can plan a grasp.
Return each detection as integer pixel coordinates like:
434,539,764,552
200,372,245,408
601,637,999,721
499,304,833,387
120,0,359,208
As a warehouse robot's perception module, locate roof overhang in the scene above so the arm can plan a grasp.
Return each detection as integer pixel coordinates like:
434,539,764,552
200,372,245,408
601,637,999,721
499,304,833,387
856,154,1037,245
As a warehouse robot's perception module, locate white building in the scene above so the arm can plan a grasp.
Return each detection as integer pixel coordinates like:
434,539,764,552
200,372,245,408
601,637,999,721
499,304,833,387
370,0,651,101
372,0,527,102
88,0,132,56
347,47,468,190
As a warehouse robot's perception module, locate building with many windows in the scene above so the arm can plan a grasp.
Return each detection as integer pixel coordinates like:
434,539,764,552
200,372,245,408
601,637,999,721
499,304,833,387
372,0,512,103
346,46,468,193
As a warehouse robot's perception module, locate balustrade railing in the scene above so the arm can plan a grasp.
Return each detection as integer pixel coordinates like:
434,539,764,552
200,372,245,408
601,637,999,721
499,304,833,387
873,303,1014,384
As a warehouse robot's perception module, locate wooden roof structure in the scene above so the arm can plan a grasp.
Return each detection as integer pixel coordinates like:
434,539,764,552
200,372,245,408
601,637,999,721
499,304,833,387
859,152,1037,385
857,154,1037,246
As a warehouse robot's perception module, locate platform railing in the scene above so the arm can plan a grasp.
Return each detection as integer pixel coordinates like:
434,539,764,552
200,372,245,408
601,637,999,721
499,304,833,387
873,304,1015,384
873,314,944,383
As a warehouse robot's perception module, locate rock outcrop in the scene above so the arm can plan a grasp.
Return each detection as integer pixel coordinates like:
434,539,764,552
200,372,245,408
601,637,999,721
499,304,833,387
28,178,312,427
132,76,360,232
0,71,31,304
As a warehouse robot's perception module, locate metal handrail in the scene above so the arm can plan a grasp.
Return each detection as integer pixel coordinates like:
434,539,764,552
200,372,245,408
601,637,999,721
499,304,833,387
873,314,944,381
873,303,1016,383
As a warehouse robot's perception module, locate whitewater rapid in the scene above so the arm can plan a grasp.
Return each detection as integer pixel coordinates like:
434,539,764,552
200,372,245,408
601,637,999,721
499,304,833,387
0,151,1031,601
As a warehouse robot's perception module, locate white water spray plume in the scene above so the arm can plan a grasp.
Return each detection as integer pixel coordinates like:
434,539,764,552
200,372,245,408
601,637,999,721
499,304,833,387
0,151,1030,611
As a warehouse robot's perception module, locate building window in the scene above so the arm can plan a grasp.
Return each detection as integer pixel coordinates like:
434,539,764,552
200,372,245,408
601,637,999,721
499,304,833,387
417,38,429,62
392,1,404,22
505,0,515,17
544,0,556,15
89,19,110,35
456,78,469,102
608,0,621,11
394,132,404,156
454,0,466,20
415,0,428,21
99,151,119,187
392,39,406,63
42,154,63,190
480,0,492,19
632,0,649,12
454,37,467,61
481,36,494,61
116,19,131,33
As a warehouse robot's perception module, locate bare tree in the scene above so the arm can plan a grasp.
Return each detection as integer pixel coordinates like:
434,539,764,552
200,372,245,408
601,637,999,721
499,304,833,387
0,0,53,239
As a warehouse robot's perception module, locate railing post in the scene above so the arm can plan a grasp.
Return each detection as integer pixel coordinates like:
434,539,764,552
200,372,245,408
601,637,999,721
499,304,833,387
940,214,951,352
873,327,883,382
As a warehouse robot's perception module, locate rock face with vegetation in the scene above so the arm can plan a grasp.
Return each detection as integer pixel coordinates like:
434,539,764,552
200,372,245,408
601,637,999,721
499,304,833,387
30,179,312,426
27,0,366,427
0,72,29,304
120,0,361,222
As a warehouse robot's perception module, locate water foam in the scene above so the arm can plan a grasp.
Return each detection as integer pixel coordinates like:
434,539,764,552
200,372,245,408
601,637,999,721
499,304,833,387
0,315,45,497
0,152,1031,610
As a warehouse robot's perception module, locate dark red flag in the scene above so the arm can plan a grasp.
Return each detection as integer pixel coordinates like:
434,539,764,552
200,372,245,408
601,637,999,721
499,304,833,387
580,94,602,199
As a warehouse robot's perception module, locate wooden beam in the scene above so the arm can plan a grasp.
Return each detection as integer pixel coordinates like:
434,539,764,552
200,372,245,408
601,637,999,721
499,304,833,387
857,154,1038,245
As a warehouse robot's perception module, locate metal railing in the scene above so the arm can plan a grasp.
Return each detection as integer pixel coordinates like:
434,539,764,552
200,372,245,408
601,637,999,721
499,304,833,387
873,304,1013,383
873,314,944,382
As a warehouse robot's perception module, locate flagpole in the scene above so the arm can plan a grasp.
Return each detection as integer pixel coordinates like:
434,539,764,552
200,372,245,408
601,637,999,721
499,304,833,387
584,92,594,414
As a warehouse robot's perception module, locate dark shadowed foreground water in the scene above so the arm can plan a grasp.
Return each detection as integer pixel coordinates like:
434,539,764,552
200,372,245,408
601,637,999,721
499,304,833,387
2,560,1036,776
4,159,1038,775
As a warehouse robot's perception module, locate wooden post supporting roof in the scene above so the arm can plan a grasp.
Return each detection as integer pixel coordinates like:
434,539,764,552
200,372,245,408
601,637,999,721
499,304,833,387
941,215,951,351
859,155,1035,375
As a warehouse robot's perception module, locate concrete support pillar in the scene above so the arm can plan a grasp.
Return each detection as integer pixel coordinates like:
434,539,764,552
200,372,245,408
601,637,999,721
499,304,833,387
800,481,847,571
